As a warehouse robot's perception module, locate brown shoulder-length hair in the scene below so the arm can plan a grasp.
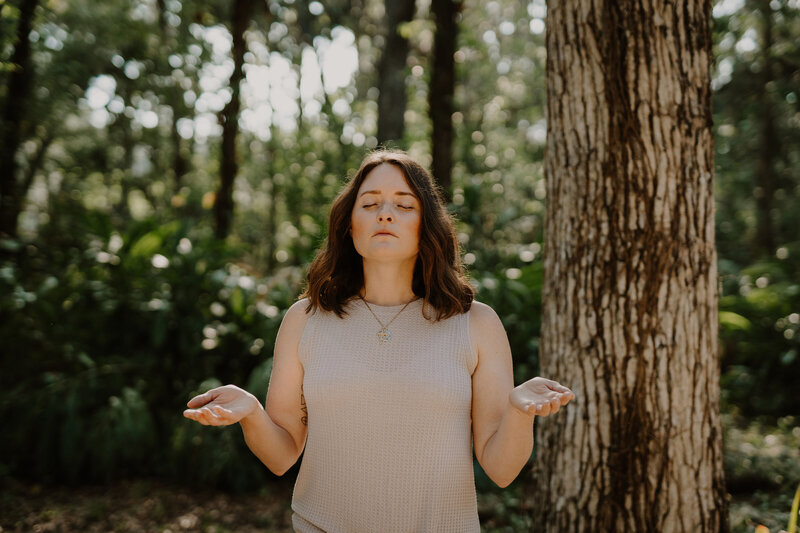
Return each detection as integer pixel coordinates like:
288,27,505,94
301,149,474,320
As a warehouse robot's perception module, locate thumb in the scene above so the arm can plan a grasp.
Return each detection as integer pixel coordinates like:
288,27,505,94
545,379,572,395
186,389,217,408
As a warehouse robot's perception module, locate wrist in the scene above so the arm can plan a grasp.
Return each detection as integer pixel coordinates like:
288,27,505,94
507,394,536,420
241,393,264,425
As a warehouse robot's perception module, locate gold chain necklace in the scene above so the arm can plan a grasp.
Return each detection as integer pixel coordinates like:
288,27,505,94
359,295,416,343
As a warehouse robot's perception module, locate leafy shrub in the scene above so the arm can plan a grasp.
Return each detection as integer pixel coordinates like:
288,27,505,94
0,209,294,489
718,242,800,417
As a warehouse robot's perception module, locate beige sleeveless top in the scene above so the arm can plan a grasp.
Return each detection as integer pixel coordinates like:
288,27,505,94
292,296,480,533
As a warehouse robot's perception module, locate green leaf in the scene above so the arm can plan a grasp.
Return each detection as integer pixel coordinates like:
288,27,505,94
230,287,245,316
129,232,163,258
719,311,751,331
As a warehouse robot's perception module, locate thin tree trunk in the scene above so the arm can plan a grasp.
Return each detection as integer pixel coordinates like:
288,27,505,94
533,1,729,531
21,132,54,197
155,0,190,192
429,0,460,199
215,0,252,239
376,0,415,146
755,3,776,255
0,0,39,238
115,112,133,222
170,113,189,189
264,124,278,272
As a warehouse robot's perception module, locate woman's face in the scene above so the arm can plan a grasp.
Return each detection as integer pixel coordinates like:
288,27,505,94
350,163,421,265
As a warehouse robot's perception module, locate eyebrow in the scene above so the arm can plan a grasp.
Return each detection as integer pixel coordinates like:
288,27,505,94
358,190,417,198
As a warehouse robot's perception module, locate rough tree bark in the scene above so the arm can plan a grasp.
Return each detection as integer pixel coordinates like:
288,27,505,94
376,0,415,146
428,0,460,198
532,1,729,531
215,0,252,239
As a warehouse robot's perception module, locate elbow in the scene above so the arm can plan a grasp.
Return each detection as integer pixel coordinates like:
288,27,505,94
270,464,291,477
489,473,515,489
265,457,296,477
263,447,302,476
479,460,518,488
480,453,527,488
479,451,528,489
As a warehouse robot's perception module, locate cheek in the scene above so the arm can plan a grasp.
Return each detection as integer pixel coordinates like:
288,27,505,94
350,212,366,241
410,217,422,245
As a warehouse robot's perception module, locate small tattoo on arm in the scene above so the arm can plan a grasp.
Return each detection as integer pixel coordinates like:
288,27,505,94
300,385,308,426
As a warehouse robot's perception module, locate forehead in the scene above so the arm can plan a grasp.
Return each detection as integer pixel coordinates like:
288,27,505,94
357,163,416,196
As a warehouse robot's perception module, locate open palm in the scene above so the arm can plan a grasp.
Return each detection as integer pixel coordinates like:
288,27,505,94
183,385,260,426
509,377,575,417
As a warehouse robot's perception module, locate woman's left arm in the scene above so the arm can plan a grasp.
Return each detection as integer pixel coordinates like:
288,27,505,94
470,302,574,488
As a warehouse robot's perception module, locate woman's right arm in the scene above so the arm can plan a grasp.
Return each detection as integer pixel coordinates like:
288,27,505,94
183,299,311,476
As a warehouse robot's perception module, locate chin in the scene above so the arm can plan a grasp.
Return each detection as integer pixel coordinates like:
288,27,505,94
363,251,417,263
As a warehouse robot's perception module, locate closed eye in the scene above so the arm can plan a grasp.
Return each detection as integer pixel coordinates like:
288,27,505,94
361,203,414,210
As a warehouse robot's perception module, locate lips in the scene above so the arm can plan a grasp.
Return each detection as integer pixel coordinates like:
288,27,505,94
373,230,397,237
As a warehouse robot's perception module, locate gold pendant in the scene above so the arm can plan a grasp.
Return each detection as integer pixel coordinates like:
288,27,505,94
377,328,391,342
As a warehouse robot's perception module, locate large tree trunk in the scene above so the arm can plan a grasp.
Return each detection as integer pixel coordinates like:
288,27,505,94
215,0,251,239
0,0,39,238
428,0,459,198
376,0,415,146
533,2,729,531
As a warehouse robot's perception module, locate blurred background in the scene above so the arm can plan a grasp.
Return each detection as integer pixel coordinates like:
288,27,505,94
0,0,798,531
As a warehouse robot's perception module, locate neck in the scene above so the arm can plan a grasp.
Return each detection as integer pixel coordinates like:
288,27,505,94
360,258,417,306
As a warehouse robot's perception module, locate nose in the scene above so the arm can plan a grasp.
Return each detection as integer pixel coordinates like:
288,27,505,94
377,202,393,222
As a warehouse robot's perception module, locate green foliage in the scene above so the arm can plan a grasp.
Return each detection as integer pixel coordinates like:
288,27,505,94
718,244,800,417
711,0,800,419
0,206,292,489
725,414,800,532
725,415,800,496
712,2,800,264
470,262,543,382
789,479,799,533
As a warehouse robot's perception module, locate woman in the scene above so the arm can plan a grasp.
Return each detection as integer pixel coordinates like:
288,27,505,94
184,150,575,532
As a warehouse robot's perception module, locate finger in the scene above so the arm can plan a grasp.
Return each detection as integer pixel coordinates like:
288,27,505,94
199,406,226,426
187,390,218,408
534,403,551,416
546,381,573,395
549,398,561,414
184,409,211,425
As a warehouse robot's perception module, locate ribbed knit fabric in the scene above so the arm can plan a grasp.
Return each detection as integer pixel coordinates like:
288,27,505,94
291,296,480,533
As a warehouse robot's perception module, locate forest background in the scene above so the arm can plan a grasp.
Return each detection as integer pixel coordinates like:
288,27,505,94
0,0,799,531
